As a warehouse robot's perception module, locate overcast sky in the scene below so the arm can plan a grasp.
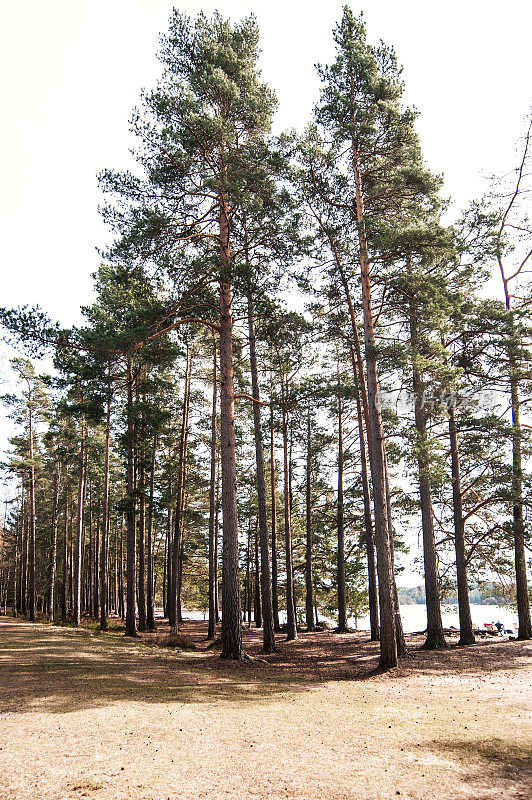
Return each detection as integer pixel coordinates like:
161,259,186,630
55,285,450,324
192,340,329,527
0,1,530,577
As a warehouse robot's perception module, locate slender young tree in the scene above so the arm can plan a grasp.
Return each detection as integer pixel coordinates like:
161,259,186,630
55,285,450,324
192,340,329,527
304,402,315,632
246,286,276,652
270,389,281,633
146,432,157,631
207,337,218,640
124,357,137,636
46,455,61,622
493,120,532,639
100,364,112,631
336,359,348,633
310,9,449,664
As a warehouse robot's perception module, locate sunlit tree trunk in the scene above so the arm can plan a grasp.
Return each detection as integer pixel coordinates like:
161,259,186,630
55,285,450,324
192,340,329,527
48,462,61,621
336,370,347,633
270,397,280,632
137,435,147,633
353,372,379,640
253,523,262,628
246,282,275,652
351,145,397,668
448,404,475,645
282,397,297,641
305,404,315,632
337,254,398,652
125,359,138,637
509,354,532,639
219,189,243,659
146,435,157,631
100,372,111,631
170,346,190,630
408,282,446,650
73,418,86,627
165,503,172,620
208,339,218,639
27,387,36,621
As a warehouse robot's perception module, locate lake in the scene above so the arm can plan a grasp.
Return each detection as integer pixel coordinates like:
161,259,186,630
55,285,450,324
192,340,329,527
354,603,518,633
181,603,519,633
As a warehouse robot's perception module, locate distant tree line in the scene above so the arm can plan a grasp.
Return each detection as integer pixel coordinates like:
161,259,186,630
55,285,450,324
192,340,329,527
398,583,518,607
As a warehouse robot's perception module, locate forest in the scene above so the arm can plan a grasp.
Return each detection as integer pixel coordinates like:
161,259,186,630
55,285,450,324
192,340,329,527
0,7,531,676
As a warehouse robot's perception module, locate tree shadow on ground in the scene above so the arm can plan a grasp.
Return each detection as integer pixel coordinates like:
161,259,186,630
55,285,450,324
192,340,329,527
396,633,532,678
427,737,532,799
0,619,336,715
1,618,530,716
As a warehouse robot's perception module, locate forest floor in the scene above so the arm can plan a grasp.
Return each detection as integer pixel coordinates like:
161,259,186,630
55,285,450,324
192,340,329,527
0,617,531,800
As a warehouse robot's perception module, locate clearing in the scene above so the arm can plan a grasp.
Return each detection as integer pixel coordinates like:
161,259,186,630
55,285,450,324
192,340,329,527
0,617,530,800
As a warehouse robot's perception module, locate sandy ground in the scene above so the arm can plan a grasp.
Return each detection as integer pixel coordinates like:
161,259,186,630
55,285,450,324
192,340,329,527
0,617,530,800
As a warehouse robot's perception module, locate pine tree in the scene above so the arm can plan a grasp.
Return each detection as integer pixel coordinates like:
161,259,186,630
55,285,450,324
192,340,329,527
312,8,451,664
492,119,532,639
99,11,277,658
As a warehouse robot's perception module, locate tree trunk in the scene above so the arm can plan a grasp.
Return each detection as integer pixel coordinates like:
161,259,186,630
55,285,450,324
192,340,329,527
165,504,172,619
48,462,61,621
219,190,243,659
214,460,220,624
208,338,218,639
125,359,137,637
27,389,36,621
352,373,379,640
20,487,27,615
417,452,445,649
118,513,125,619
162,531,167,618
100,369,111,631
246,286,275,652
448,404,475,645
62,484,69,619
73,419,86,627
334,235,397,662
509,358,532,639
113,517,119,614
146,435,157,631
254,522,262,628
496,134,532,640
171,348,191,630
336,375,348,633
270,398,280,632
408,291,446,650
351,141,397,669
88,481,93,617
305,405,315,632
68,504,73,613
117,516,123,618
13,519,19,617
177,490,187,626
282,402,297,641
137,434,147,632
93,494,100,620
82,450,89,615
384,457,407,655
245,519,251,626
169,369,186,630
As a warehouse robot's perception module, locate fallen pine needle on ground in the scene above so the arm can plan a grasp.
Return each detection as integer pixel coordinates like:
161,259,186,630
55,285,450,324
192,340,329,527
0,617,530,800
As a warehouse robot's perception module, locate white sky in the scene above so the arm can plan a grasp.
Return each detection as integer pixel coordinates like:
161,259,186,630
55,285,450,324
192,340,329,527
1,0,531,324
1,0,531,580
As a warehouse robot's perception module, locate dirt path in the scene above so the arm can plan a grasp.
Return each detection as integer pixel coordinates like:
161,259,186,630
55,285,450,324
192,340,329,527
0,618,530,800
